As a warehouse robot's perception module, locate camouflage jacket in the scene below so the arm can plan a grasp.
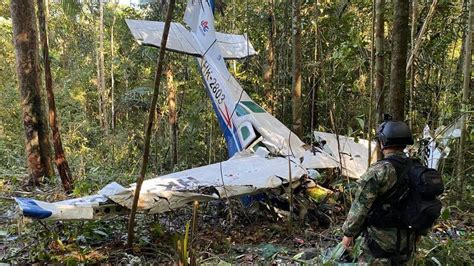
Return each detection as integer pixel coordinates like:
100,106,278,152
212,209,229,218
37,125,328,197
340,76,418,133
342,151,412,253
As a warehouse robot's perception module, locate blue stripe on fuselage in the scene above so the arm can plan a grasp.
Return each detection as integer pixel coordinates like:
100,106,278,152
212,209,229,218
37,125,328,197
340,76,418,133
14,197,52,219
196,59,242,157
208,0,215,14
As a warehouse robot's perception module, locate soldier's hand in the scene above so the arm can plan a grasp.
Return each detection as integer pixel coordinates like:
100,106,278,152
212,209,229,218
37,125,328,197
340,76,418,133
342,236,353,249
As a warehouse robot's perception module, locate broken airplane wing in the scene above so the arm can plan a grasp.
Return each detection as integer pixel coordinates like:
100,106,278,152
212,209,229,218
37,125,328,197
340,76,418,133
14,154,307,221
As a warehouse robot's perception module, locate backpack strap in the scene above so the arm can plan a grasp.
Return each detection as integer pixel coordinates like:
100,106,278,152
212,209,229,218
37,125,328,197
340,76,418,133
377,156,412,204
376,156,416,260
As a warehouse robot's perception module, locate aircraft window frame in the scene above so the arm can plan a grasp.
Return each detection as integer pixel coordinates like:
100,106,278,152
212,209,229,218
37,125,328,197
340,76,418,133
241,101,265,113
240,126,251,140
235,104,249,117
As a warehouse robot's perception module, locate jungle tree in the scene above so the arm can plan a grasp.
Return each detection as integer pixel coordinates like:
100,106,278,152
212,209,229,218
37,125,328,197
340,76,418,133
389,0,410,120
37,0,74,192
10,0,53,183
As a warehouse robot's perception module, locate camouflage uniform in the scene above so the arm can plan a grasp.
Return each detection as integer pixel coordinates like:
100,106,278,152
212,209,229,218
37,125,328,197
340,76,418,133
342,151,414,265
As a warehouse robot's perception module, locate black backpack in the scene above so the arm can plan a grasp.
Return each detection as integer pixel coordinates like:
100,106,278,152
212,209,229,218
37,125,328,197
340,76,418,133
367,156,444,235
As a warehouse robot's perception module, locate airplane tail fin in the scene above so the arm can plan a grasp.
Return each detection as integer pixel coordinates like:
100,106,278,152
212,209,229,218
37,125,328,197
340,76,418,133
184,0,217,52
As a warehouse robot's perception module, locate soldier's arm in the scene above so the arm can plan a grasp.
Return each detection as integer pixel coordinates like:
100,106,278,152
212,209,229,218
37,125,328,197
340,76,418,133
342,162,390,237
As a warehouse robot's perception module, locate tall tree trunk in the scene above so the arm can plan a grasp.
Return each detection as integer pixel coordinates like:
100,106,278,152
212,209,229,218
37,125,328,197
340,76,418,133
96,46,101,125
374,0,386,160
160,0,177,169
310,0,320,138
39,0,54,180
37,0,74,192
10,0,51,184
263,0,276,114
456,0,472,196
292,0,303,138
375,0,385,126
127,0,175,247
406,0,438,72
167,64,178,168
111,14,116,130
368,0,376,163
98,0,107,132
389,0,410,121
457,0,470,81
408,0,418,129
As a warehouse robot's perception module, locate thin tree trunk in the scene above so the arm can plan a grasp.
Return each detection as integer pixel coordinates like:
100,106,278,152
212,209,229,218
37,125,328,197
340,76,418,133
310,0,320,138
39,0,54,179
457,0,470,80
263,0,276,114
375,0,385,126
127,0,175,247
37,0,74,192
96,45,101,125
408,0,418,129
10,0,51,184
368,0,376,163
167,64,178,168
292,0,303,138
389,0,410,121
406,0,438,72
111,14,116,130
161,0,177,169
99,0,107,132
374,0,385,159
456,0,472,197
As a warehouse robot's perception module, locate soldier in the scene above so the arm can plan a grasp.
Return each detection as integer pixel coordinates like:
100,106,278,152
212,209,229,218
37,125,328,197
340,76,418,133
341,119,416,264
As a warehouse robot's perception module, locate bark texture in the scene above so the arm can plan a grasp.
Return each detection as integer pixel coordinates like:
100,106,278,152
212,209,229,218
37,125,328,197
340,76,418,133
456,0,473,195
375,0,385,126
263,0,276,114
389,0,410,121
408,0,418,129
37,0,74,192
10,0,52,184
98,0,107,131
292,0,303,138
111,14,116,130
167,64,178,168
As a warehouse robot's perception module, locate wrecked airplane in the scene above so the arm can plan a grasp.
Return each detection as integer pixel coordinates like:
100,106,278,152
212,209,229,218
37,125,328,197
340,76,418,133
12,0,452,222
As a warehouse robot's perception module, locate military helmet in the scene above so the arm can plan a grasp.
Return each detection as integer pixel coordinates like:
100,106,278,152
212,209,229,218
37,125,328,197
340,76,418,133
376,118,414,148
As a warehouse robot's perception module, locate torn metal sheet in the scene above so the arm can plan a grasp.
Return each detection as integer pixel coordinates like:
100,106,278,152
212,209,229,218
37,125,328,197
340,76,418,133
312,132,377,179
215,32,257,59
14,195,113,221
104,154,306,212
14,154,307,220
422,119,464,170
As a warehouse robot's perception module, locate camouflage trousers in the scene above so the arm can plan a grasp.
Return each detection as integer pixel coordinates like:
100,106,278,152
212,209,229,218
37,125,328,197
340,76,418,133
357,240,414,266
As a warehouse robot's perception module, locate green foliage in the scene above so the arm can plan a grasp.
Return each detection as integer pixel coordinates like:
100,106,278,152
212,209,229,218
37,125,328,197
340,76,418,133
0,0,471,262
416,230,473,264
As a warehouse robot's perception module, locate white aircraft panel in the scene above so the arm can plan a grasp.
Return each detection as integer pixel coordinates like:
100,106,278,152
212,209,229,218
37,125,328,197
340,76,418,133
216,32,257,59
14,154,306,220
126,19,202,56
312,132,377,179
111,154,306,211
